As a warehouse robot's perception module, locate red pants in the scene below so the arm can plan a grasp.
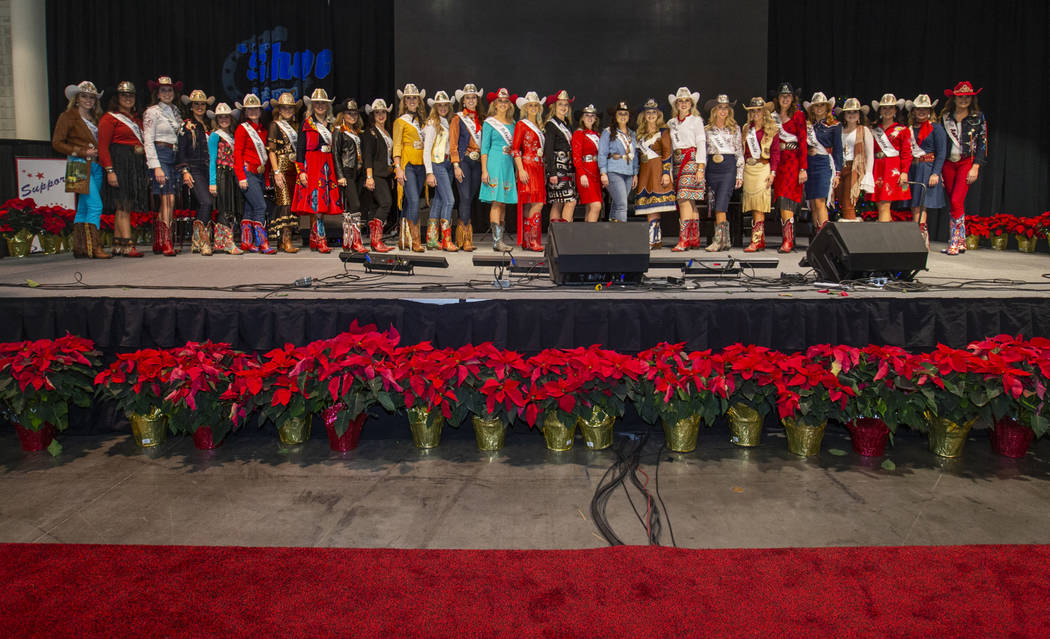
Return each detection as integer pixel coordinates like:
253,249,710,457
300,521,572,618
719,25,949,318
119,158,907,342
942,157,974,220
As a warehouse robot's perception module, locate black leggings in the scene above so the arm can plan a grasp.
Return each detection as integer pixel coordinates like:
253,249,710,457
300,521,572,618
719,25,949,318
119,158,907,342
365,175,393,223
187,166,213,223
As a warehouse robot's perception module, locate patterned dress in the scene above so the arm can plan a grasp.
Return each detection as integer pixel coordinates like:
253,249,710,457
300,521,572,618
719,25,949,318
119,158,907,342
543,117,577,203
512,119,547,204
479,118,517,205
869,122,912,202
668,114,706,200
771,109,808,209
635,127,676,215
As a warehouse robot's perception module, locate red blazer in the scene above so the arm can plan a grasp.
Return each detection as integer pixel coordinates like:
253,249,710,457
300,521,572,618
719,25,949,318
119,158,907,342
234,120,268,181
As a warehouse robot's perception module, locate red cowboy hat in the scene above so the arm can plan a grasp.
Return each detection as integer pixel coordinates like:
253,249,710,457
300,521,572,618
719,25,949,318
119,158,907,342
944,81,982,97
544,90,575,106
486,88,518,103
147,76,184,93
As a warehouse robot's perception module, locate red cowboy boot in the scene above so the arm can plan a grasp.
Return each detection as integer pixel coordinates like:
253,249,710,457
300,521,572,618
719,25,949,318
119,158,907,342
369,219,394,253
743,220,766,252
778,217,795,253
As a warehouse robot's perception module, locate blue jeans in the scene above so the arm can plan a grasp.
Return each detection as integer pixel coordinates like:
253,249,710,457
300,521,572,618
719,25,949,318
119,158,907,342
402,163,426,223
74,159,103,226
606,172,633,222
456,157,481,224
243,172,267,223
430,161,455,222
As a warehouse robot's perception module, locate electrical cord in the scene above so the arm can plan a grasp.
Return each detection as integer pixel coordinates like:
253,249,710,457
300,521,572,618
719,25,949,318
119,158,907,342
590,433,669,546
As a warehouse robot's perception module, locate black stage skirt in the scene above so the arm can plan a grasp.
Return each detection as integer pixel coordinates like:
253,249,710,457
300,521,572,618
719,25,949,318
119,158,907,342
102,144,149,212
215,165,244,228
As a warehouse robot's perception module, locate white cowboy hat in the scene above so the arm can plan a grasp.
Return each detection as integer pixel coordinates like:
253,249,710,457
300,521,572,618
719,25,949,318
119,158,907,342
181,89,216,106
64,81,102,102
837,97,870,115
427,91,452,107
454,84,483,103
905,94,940,111
235,93,262,109
872,93,906,111
207,102,240,120
803,92,835,110
668,87,699,108
364,98,391,114
396,84,425,100
515,91,542,110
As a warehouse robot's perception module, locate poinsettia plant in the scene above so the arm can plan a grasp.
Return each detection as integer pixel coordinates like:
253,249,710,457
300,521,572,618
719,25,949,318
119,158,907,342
162,341,259,440
131,212,155,228
1035,211,1050,240
99,214,115,231
967,335,1049,437
522,346,645,427
964,215,989,239
771,349,855,425
1008,215,1040,239
0,198,43,235
391,343,461,430
441,342,528,428
719,343,781,417
38,206,74,236
629,343,727,426
95,347,180,417
903,345,996,427
986,213,1014,238
0,334,100,432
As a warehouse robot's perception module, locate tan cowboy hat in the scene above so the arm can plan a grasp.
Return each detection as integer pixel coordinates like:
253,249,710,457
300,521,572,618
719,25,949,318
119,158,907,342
545,89,575,106
236,93,262,109
303,88,334,111
269,91,301,109
641,98,662,112
147,76,183,92
396,83,425,100
454,84,483,103
704,94,737,112
515,91,542,110
64,81,102,102
427,91,453,107
743,97,770,110
668,87,699,108
580,104,599,116
364,98,391,114
837,97,870,115
181,89,216,106
905,94,939,111
803,92,835,110
207,102,239,120
872,93,906,111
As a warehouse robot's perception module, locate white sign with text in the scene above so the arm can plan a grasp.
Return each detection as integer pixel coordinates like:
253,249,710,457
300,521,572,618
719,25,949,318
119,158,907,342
15,157,76,209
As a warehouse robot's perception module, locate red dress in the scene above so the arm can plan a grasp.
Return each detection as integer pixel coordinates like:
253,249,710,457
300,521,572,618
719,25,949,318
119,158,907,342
512,120,546,204
772,109,808,206
869,122,912,202
572,129,602,204
292,117,343,215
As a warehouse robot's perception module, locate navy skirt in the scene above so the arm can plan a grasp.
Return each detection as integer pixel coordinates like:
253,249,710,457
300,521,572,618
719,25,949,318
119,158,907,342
804,154,833,201
908,161,946,209
706,153,737,212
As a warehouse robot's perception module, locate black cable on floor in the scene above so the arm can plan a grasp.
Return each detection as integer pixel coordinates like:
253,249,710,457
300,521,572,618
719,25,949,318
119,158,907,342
654,444,678,548
590,433,668,546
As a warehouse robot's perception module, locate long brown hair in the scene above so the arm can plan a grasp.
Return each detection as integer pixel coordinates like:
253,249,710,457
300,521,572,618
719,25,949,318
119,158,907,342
939,95,981,119
397,96,426,124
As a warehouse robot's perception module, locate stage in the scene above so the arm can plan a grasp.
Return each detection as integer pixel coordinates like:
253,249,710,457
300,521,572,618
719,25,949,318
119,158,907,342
0,233,1048,353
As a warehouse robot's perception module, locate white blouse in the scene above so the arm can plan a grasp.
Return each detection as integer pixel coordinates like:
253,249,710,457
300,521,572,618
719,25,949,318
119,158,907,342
667,114,707,161
705,124,745,181
422,116,451,174
143,103,181,169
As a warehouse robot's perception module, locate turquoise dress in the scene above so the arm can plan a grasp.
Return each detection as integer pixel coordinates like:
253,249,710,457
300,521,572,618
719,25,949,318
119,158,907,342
480,118,518,204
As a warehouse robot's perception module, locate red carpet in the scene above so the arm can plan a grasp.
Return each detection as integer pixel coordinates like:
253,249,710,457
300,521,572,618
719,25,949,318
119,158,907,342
1,543,1048,638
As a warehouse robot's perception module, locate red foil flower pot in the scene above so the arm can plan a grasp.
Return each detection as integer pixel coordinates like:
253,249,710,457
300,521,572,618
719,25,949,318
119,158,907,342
191,426,220,450
323,405,365,452
847,418,889,457
14,423,56,452
991,417,1034,458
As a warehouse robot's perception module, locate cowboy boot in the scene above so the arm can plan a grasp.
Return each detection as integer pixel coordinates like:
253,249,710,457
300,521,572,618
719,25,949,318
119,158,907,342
214,223,242,254
744,220,766,252
341,213,354,251
109,237,124,257
310,215,331,253
956,216,966,253
778,217,795,253
410,221,425,253
201,223,213,256
525,214,543,252
492,223,513,252
240,220,257,253
348,213,368,253
426,218,440,250
88,225,112,259
280,226,299,254
368,218,394,253
255,221,277,254
919,222,930,251
440,219,459,252
72,223,87,258
158,219,177,256
672,219,695,252
454,221,465,249
152,217,163,254
690,218,703,248
399,217,411,250
648,220,662,250
944,217,964,256
124,235,144,257
705,221,730,252
461,222,476,252
191,220,205,254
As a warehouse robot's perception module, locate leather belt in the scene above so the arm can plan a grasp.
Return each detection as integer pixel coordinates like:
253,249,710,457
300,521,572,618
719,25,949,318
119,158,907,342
467,151,480,161
745,158,769,165
320,145,331,153
154,141,175,149
781,142,798,150
608,153,624,160
583,154,596,162
914,153,935,162
808,147,833,156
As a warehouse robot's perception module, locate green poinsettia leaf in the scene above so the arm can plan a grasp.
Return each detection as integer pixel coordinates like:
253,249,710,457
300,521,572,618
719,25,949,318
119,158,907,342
25,279,39,288
881,459,896,471
47,439,62,457
828,448,848,456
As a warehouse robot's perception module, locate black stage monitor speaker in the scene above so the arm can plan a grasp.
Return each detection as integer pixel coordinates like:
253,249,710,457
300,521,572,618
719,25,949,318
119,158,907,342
806,222,928,282
547,222,650,285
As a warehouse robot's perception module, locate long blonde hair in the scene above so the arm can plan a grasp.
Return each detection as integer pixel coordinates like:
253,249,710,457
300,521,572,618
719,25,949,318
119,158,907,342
673,99,700,118
635,110,666,137
742,107,777,138
426,102,451,127
398,96,426,124
66,93,102,121
486,99,516,120
543,103,573,127
519,101,543,128
706,105,738,130
806,103,837,126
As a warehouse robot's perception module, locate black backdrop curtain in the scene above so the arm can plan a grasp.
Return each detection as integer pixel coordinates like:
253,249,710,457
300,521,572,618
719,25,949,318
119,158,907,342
768,0,1050,236
45,0,394,124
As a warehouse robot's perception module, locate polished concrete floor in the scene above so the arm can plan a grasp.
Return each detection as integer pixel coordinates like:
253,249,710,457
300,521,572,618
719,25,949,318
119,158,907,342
3,422,1049,549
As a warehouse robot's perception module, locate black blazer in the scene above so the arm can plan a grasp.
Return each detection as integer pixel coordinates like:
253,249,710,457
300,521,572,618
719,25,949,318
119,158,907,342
362,125,394,179
332,127,361,181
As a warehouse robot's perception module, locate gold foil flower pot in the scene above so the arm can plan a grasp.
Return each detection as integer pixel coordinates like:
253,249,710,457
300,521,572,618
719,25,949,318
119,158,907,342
128,409,167,448
1016,234,1037,253
727,403,762,447
661,414,701,453
783,417,826,457
925,412,975,458
577,405,614,450
40,234,63,255
278,415,312,445
472,415,506,451
542,411,576,451
989,234,1007,250
964,235,980,251
5,229,34,258
407,405,445,449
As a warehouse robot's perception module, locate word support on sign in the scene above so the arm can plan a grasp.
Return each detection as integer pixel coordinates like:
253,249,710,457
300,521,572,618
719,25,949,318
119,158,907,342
16,158,75,209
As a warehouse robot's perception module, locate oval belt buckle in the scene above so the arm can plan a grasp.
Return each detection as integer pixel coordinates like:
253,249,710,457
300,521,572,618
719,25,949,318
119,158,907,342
712,154,724,164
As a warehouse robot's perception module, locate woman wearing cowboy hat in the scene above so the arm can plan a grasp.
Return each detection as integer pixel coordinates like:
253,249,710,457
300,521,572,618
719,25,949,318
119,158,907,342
598,101,639,224
703,94,744,251
267,92,302,253
803,92,843,233
292,88,342,254
513,91,547,252
939,81,988,255
740,98,780,252
770,82,807,253
423,91,458,252
233,93,276,254
572,104,603,223
176,89,216,255
868,94,913,222
543,90,577,223
906,94,947,250
634,99,676,249
450,84,484,250
667,87,706,252
334,99,382,254
479,88,518,251
392,83,428,253
143,76,184,256
52,80,109,259
361,98,396,253
834,98,874,222
207,103,243,254
99,81,148,257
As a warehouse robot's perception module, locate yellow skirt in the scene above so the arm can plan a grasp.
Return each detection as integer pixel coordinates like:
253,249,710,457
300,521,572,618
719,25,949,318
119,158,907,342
741,162,771,213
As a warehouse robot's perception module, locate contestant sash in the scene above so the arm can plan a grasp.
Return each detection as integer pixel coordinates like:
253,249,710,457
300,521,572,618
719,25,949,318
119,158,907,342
872,126,899,157
240,122,268,164
746,127,761,158
276,119,298,147
458,112,481,146
111,113,143,143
